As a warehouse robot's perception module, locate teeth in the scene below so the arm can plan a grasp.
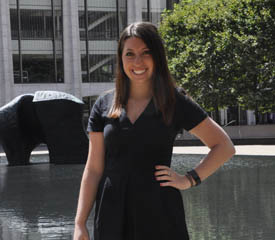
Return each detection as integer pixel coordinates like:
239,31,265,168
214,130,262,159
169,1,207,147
133,69,146,75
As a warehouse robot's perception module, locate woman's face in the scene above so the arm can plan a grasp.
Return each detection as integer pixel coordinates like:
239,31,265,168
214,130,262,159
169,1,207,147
122,37,154,86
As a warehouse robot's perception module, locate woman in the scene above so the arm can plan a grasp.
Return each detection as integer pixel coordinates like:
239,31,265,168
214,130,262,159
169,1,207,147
74,22,235,240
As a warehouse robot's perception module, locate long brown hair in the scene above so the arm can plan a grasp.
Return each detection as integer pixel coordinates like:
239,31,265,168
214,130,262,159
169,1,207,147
108,22,176,125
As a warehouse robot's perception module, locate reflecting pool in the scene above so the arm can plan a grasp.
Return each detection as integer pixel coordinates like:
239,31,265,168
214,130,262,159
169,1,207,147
0,154,275,240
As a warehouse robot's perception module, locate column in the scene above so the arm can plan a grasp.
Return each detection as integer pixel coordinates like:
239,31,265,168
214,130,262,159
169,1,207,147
127,0,143,24
62,0,82,99
220,108,227,126
247,110,256,125
0,0,14,107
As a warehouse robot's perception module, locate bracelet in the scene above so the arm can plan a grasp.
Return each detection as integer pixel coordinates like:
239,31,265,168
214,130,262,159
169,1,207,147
185,173,194,188
187,169,201,186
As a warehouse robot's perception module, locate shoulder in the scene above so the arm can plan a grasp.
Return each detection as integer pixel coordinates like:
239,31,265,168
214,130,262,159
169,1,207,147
174,87,193,107
97,89,115,102
175,86,187,96
87,89,114,132
174,87,206,114
173,86,208,131
94,89,115,111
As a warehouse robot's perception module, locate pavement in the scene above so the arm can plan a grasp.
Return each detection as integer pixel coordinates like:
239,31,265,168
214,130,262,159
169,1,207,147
0,145,275,158
173,145,275,156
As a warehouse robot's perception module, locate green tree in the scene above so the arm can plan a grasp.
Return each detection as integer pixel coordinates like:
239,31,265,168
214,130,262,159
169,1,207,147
159,0,275,124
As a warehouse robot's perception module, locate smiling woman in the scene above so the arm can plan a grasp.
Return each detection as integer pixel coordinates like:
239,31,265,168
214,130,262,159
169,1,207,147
109,22,176,124
73,22,235,240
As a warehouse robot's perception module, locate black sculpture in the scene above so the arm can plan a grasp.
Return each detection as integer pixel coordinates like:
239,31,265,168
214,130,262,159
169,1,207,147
0,91,89,166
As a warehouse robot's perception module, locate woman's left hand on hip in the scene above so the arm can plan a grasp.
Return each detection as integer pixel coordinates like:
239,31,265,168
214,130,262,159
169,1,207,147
154,165,192,190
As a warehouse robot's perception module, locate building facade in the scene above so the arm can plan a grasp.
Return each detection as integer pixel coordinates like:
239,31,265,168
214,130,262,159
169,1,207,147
0,0,274,128
0,0,178,110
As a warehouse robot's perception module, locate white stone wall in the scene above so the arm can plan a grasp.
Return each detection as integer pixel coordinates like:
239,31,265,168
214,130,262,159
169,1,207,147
127,0,143,24
0,0,14,107
179,124,275,140
247,110,256,125
63,0,83,99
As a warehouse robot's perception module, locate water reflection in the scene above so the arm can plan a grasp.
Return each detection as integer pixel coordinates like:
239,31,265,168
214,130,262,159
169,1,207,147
173,154,275,240
0,155,275,240
0,163,93,239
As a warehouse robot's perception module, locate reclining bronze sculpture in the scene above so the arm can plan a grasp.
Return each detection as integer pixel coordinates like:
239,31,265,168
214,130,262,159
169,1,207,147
0,91,89,166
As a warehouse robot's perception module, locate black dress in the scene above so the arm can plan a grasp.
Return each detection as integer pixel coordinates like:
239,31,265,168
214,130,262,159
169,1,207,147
87,88,208,240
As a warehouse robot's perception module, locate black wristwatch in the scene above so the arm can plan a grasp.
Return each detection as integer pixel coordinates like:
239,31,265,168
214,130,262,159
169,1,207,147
187,169,201,186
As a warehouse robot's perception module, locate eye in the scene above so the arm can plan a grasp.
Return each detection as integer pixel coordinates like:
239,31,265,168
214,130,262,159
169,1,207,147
125,52,134,57
143,50,152,55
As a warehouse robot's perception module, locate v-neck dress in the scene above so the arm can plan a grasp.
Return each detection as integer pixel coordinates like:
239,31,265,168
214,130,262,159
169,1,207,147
87,88,208,240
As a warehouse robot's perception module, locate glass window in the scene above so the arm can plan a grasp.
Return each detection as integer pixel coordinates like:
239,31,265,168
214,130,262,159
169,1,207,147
258,112,275,124
10,6,20,83
142,0,167,26
88,54,116,82
9,0,64,83
82,95,98,127
142,0,150,22
227,106,248,126
54,0,64,83
21,54,55,83
10,9,19,40
79,0,127,83
20,9,53,40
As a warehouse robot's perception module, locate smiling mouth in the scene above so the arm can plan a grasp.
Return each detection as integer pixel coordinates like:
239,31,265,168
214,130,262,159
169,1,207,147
132,69,146,75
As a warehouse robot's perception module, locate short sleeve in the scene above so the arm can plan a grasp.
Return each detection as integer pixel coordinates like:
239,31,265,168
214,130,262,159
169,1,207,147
87,96,104,132
174,90,208,131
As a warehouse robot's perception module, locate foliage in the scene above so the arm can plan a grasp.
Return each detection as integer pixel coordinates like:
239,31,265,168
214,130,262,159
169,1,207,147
159,0,275,120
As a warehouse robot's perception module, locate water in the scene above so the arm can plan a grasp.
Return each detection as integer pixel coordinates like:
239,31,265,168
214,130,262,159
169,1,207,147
0,154,275,240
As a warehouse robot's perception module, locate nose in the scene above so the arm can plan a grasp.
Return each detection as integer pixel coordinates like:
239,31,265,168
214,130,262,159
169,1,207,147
133,55,143,65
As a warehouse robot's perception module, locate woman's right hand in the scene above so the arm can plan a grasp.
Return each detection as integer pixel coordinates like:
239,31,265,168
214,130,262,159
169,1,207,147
73,224,90,240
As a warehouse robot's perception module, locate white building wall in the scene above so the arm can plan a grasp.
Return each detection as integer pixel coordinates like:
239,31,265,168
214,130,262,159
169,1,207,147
247,110,256,125
0,0,14,107
82,82,115,97
220,108,227,126
9,0,52,10
63,0,83,99
127,0,143,23
180,124,275,140
79,0,116,10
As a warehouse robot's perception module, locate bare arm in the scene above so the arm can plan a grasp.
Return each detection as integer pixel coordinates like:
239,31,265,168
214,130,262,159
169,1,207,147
74,132,105,226
189,117,236,182
155,117,235,189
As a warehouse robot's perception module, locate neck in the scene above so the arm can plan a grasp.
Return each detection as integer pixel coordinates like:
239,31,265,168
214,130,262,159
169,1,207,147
129,82,152,100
